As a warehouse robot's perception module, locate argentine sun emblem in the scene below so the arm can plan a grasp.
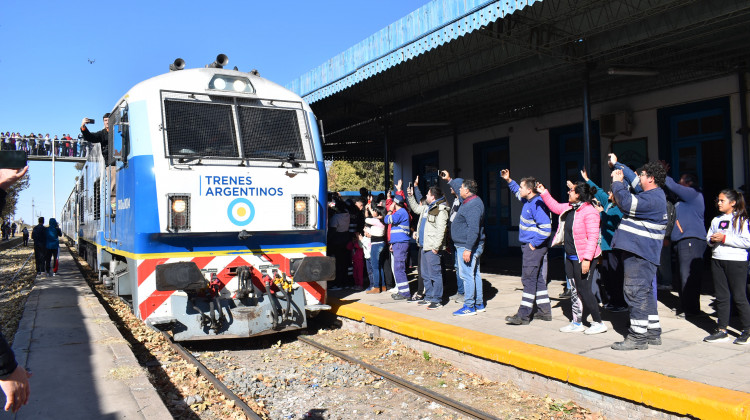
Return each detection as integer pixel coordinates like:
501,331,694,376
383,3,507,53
227,198,255,226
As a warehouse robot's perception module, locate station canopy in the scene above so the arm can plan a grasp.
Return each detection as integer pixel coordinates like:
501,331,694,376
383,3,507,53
286,0,750,161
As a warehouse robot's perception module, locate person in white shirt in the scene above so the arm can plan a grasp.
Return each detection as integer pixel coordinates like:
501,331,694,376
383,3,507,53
704,189,750,344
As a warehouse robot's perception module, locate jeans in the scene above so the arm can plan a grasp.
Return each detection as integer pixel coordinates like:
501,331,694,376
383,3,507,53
365,258,373,288
453,245,464,295
369,241,385,289
456,245,483,307
421,250,443,303
622,251,660,343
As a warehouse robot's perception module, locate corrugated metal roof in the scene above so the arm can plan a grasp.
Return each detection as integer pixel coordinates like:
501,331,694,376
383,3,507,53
286,0,541,103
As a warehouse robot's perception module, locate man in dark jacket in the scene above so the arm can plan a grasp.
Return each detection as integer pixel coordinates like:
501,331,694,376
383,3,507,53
31,217,46,276
610,161,668,350
0,166,32,413
80,113,110,159
450,179,485,316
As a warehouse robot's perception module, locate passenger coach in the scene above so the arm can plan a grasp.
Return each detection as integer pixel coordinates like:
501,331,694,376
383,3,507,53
62,55,334,341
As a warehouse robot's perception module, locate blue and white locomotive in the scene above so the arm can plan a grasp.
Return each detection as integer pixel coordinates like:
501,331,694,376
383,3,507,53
61,55,334,341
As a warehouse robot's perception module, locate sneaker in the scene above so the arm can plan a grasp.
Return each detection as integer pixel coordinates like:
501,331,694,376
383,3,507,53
475,303,486,313
611,337,648,350
584,322,608,335
406,293,424,303
558,289,571,299
391,293,408,301
365,288,381,294
559,322,585,333
426,302,443,310
417,299,430,306
453,294,465,303
505,314,530,325
703,329,730,343
734,330,750,345
388,287,399,293
535,313,552,321
453,305,476,316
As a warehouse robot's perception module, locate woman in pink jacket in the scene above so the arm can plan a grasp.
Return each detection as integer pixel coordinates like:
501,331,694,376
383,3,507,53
538,181,606,335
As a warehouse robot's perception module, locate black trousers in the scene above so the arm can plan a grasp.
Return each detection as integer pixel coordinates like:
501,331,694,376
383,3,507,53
712,259,750,331
34,246,46,274
45,248,59,274
565,258,602,323
600,250,627,307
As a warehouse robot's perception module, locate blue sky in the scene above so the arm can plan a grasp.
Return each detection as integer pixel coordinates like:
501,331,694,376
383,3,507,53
0,0,428,223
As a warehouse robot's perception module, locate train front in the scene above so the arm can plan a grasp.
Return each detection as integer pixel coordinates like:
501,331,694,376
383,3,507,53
127,63,334,341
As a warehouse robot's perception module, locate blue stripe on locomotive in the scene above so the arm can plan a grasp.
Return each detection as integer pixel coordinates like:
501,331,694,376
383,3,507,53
108,154,326,255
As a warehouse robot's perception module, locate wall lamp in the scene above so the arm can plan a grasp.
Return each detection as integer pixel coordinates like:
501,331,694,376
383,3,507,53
405,122,452,127
607,67,659,76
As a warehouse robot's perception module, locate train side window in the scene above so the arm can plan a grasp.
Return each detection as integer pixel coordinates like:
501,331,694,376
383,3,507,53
109,103,129,166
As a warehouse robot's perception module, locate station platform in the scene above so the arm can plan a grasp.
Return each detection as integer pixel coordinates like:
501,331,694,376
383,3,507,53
329,271,750,419
9,245,170,419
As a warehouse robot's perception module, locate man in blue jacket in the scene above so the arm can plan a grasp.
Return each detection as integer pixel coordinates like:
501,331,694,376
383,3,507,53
610,161,668,350
501,170,553,324
664,172,706,317
384,192,412,299
450,179,485,316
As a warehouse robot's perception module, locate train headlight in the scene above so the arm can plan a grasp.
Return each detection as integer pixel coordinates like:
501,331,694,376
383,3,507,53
172,199,187,213
208,75,254,93
292,196,310,228
232,79,246,92
212,77,227,90
168,194,190,231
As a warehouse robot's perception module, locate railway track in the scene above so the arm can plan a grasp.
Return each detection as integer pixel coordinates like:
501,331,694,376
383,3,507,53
164,327,499,420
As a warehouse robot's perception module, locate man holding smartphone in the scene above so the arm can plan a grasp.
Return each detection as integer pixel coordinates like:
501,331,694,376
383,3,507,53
80,113,110,159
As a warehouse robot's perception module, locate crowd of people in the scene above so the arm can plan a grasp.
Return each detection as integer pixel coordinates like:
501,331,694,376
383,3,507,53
1,222,17,241
0,132,91,157
327,171,485,316
329,152,750,351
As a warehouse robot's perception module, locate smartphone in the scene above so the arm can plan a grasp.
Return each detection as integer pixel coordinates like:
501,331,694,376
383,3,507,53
87,118,96,124
408,182,413,189
0,151,27,169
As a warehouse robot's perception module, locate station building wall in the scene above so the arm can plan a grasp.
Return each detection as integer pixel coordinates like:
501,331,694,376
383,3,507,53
392,73,749,252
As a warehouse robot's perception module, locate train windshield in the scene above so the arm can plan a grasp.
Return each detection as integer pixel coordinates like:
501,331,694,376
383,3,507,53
162,92,311,163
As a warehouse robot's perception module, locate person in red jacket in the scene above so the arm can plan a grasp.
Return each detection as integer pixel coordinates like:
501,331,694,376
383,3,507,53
538,181,606,335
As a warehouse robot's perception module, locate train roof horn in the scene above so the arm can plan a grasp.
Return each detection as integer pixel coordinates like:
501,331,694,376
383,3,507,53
169,58,185,71
206,54,228,69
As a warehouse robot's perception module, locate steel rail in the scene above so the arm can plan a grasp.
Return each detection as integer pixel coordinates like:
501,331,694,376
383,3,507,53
298,336,499,420
0,239,24,257
153,329,264,420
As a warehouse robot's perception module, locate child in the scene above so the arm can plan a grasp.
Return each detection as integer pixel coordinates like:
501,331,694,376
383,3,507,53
346,235,365,291
365,207,387,293
359,230,373,290
704,189,750,344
